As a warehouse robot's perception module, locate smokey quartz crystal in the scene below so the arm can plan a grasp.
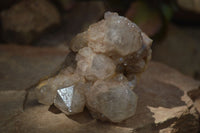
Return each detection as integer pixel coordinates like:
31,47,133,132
35,11,152,122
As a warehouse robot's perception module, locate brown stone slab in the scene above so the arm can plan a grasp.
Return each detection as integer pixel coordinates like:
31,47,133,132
0,45,199,132
0,44,67,91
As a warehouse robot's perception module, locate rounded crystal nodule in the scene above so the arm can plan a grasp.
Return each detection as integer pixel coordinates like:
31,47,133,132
86,78,138,123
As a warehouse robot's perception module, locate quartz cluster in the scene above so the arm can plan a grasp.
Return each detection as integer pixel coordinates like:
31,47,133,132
35,12,152,123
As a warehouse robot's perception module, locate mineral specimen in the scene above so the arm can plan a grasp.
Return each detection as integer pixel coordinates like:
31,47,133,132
35,11,152,122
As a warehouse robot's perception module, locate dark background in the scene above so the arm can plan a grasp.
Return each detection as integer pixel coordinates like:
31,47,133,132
0,0,200,80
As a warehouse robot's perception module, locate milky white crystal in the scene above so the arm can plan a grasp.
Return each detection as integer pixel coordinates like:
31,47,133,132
76,47,116,81
87,13,143,56
86,78,138,122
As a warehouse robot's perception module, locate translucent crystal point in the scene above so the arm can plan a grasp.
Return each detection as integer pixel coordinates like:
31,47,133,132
54,85,85,115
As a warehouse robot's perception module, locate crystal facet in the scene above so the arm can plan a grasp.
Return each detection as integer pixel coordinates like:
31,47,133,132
54,85,85,115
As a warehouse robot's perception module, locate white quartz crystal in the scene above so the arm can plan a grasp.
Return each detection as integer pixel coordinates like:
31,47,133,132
86,78,138,122
76,47,116,81
87,12,143,56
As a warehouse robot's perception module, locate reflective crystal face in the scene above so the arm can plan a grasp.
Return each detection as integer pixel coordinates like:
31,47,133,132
55,86,74,113
35,67,84,105
54,86,85,115
35,11,152,122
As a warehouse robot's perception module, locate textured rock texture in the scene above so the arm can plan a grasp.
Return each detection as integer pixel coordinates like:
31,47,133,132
1,0,60,44
35,1,106,47
152,24,200,80
0,45,200,132
0,44,67,91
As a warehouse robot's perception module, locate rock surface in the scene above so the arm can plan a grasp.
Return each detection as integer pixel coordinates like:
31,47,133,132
0,45,200,132
1,0,60,44
0,44,67,91
152,24,200,80
35,1,106,47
